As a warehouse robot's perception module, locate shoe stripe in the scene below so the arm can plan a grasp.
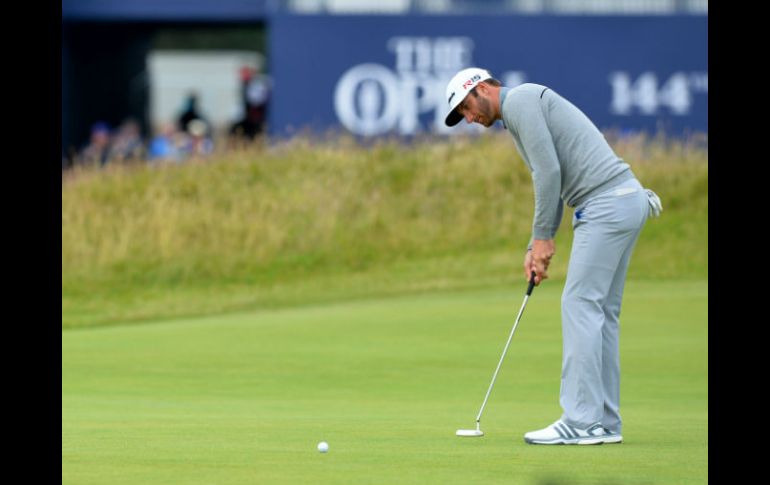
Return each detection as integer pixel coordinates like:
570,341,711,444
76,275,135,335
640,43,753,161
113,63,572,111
566,423,580,439
553,425,568,440
559,423,576,439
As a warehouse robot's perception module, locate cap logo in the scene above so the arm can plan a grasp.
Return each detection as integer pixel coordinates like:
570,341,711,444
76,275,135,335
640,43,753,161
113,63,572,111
462,74,482,90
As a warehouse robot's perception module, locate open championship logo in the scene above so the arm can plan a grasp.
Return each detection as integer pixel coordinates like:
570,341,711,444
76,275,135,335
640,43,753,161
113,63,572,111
333,37,524,137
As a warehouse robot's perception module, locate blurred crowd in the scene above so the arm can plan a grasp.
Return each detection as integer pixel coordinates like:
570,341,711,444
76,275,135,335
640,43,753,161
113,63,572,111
66,65,270,169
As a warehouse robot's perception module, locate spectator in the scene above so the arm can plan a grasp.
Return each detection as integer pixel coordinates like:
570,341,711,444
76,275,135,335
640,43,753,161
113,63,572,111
177,92,209,137
184,119,214,158
229,64,271,142
148,122,187,164
77,121,112,167
109,118,145,164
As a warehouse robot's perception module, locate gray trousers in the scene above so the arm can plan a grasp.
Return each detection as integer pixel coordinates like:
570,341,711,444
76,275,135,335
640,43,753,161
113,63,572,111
559,177,649,433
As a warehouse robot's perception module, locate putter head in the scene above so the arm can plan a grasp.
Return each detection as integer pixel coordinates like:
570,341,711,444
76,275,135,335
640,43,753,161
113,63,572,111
456,429,484,437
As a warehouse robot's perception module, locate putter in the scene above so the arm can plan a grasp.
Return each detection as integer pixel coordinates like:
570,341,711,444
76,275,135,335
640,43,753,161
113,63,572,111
456,271,537,437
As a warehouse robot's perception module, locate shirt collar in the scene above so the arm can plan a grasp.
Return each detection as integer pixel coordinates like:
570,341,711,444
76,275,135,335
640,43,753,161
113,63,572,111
499,86,510,129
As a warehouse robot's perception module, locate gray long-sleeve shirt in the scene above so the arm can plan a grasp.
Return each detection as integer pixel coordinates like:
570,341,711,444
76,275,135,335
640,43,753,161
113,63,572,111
499,84,634,242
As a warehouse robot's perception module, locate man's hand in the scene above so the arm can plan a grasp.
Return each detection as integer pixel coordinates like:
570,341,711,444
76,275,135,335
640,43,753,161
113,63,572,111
524,239,555,285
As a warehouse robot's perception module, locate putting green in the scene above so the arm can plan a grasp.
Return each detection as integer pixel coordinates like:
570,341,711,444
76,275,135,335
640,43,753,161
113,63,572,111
62,280,707,484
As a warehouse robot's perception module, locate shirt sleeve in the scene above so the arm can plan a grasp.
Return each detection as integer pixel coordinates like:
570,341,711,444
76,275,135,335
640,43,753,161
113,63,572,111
527,199,562,248
505,90,564,241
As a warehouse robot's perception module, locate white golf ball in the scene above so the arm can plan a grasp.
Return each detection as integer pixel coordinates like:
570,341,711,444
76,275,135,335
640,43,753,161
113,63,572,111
317,441,329,453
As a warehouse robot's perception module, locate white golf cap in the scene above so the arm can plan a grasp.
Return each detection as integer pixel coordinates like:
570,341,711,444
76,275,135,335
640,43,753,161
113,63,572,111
444,67,492,127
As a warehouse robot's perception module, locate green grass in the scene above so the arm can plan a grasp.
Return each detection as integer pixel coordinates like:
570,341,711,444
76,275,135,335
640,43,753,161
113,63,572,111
62,133,707,329
62,279,707,485
62,134,708,481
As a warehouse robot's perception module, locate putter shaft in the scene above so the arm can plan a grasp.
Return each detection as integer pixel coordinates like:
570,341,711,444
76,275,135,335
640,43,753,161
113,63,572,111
474,273,536,426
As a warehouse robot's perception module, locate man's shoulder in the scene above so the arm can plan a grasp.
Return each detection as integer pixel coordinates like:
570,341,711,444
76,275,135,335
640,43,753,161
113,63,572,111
508,83,549,97
502,83,549,115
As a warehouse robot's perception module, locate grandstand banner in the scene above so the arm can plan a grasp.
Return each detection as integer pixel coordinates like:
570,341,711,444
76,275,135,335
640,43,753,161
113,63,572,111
269,15,707,137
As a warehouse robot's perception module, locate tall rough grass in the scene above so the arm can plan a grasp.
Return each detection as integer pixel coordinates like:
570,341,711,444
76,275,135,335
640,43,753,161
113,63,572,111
62,132,707,326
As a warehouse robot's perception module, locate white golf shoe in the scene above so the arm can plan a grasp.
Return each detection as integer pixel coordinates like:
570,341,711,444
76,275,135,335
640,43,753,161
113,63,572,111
602,427,623,443
524,420,622,445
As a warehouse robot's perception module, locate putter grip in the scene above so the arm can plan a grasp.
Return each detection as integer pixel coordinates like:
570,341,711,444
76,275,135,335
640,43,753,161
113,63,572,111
527,271,536,295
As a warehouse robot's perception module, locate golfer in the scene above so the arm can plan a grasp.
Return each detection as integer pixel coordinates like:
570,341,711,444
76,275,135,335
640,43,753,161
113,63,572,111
444,68,662,445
